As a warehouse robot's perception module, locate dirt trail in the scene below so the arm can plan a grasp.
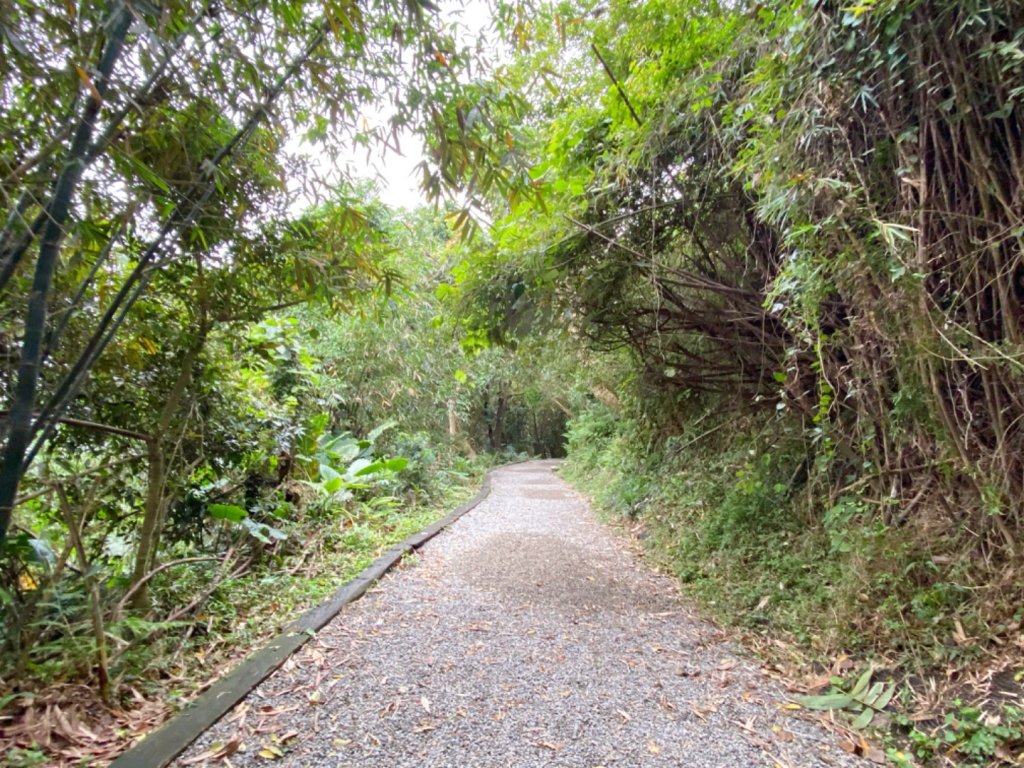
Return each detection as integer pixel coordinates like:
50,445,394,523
176,460,868,767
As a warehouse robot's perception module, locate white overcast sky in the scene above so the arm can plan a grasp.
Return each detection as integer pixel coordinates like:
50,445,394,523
343,0,495,211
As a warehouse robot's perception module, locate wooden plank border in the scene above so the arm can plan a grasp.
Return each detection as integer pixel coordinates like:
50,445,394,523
109,467,500,768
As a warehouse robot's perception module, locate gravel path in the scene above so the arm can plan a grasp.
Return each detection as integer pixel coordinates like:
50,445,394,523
176,461,868,767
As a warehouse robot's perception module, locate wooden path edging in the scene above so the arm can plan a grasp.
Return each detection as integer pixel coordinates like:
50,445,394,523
109,468,499,768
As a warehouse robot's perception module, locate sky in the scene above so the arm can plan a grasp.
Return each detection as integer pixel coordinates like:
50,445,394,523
352,0,495,210
283,0,497,213
345,130,427,211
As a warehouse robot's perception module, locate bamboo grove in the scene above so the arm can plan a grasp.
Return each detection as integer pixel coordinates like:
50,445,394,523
0,1,560,751
3,0,1024,762
455,0,1024,657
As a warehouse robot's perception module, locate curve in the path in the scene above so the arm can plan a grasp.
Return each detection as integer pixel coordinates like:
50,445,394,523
176,460,869,768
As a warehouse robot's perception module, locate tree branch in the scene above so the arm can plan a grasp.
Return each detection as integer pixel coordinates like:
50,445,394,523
115,556,224,615
591,43,643,128
0,411,151,442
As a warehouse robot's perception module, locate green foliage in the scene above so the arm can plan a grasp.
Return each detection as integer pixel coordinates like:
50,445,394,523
454,8,1024,759
5,746,48,768
893,701,1024,767
0,0,557,555
564,374,1024,763
154,457,489,682
293,418,410,512
0,172,574,767
7,0,1024,763
799,667,897,730
468,0,1024,610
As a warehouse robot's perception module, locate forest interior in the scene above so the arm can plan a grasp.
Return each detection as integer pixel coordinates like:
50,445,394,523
1,0,1023,766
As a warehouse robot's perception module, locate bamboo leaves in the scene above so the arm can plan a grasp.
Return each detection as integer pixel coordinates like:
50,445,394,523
799,668,897,730
1,0,490,545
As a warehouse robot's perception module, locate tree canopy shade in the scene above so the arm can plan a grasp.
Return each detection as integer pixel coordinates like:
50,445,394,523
3,0,1024,762
441,1,1024,710
456,0,1024,542
0,0,540,544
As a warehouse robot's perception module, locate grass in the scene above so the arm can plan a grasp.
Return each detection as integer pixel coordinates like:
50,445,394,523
561,403,1024,767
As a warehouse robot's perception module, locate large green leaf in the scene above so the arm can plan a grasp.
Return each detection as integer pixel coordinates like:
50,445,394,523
849,667,873,698
346,457,374,478
209,503,247,522
366,419,398,443
353,455,410,477
321,434,361,463
798,667,896,729
354,459,384,477
871,683,896,711
852,707,875,730
798,692,854,710
383,457,409,472
242,518,288,544
319,464,344,493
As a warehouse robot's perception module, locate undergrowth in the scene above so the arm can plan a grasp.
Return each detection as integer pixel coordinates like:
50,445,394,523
0,453,492,766
562,402,1024,767
153,473,484,704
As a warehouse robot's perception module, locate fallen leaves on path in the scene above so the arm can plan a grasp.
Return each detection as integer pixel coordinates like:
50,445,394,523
257,743,285,759
691,702,719,720
837,734,888,764
178,737,242,764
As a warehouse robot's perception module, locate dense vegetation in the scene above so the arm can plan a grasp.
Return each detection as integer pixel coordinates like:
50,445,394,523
0,2,564,764
2,0,1023,765
449,0,1024,764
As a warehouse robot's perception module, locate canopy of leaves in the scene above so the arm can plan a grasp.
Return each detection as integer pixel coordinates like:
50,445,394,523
450,0,1024,678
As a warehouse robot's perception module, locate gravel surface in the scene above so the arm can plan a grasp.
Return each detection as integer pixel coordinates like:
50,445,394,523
176,461,869,767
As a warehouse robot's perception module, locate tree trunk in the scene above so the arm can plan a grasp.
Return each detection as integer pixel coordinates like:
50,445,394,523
0,5,133,546
493,384,508,451
129,333,207,610
57,484,110,703
447,398,459,435
129,439,167,612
